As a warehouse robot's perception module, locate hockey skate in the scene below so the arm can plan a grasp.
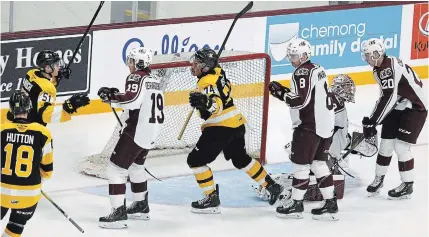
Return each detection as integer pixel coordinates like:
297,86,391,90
367,175,385,197
387,182,413,200
99,201,128,229
265,176,284,205
191,184,221,214
311,198,339,221
127,194,150,220
276,199,304,219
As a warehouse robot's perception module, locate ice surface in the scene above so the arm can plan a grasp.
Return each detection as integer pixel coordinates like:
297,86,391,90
1,83,427,237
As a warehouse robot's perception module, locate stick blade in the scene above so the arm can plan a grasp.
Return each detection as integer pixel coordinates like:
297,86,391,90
236,1,253,19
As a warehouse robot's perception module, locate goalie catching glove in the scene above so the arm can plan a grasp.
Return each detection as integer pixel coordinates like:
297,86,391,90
62,93,90,114
98,87,120,103
189,91,218,113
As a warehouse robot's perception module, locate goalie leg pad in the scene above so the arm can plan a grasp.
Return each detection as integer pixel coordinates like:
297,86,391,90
129,163,148,202
291,163,310,201
311,161,334,200
375,139,394,177
394,140,414,183
107,161,128,208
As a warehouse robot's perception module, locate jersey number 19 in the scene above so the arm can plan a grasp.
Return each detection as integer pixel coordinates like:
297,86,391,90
149,93,165,124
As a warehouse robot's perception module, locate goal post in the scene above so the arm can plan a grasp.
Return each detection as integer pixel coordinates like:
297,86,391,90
78,51,271,179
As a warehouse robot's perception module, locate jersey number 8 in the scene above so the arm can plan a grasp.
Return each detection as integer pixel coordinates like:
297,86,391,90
2,143,34,178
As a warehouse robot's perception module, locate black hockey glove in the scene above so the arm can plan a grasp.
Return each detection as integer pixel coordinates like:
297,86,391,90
268,81,290,101
63,93,90,114
362,117,377,139
189,92,210,110
98,87,119,103
58,67,72,80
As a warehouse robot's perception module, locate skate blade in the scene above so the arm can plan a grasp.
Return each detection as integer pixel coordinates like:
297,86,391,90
99,220,128,229
276,212,303,219
191,206,221,214
128,213,150,220
312,213,339,221
367,190,381,197
387,194,412,200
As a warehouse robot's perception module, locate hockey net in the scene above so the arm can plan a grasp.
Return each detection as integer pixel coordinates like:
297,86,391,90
78,51,271,179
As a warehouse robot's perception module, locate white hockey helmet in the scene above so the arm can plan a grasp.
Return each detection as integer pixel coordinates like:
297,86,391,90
127,47,153,69
286,38,312,62
361,38,386,63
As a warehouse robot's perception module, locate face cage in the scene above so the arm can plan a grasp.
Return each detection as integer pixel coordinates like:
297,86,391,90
331,82,356,103
361,51,382,63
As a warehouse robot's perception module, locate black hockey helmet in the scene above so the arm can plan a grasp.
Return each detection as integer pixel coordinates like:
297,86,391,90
190,48,219,73
36,50,62,71
9,91,32,116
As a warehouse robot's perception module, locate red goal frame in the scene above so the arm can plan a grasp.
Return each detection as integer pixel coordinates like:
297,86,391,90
151,53,271,165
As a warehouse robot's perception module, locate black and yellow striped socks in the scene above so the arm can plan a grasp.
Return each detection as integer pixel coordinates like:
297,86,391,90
192,166,215,195
243,159,268,187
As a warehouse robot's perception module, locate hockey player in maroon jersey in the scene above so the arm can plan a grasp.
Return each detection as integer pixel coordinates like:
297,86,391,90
268,38,338,221
97,47,165,228
361,38,427,199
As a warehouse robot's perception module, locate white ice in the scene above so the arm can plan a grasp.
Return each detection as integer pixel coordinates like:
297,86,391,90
1,82,428,237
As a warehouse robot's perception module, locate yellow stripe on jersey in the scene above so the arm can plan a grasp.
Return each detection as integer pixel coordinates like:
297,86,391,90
243,159,268,187
1,183,42,209
5,227,22,237
192,166,215,195
197,67,246,129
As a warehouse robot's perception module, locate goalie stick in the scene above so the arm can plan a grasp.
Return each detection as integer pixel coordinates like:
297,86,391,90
41,190,84,233
178,1,254,140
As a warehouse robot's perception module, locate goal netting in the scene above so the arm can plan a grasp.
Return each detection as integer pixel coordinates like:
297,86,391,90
78,51,271,179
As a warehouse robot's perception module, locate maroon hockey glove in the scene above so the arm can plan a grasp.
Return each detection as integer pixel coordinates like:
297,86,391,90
362,117,377,139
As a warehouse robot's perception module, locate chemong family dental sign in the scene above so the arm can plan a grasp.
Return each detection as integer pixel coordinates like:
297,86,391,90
265,5,403,75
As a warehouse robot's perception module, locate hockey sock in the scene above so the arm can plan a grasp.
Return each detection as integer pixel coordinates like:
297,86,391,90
107,162,128,208
292,163,310,200
192,166,215,195
5,221,25,237
375,139,394,177
311,161,334,199
242,159,268,187
395,140,414,183
129,163,148,202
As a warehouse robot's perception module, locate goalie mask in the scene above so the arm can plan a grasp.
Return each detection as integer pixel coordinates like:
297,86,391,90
331,74,356,103
189,48,219,77
127,47,153,70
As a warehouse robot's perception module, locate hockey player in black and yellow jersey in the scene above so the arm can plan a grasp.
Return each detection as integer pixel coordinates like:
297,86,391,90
7,50,90,126
1,92,54,237
187,48,282,213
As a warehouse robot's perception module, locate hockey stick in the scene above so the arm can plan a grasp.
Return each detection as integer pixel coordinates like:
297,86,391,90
331,132,365,178
41,190,84,233
177,1,254,140
66,1,105,70
109,105,162,182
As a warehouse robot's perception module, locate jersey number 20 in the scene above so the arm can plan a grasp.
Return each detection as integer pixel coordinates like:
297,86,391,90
149,93,165,124
2,143,34,178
